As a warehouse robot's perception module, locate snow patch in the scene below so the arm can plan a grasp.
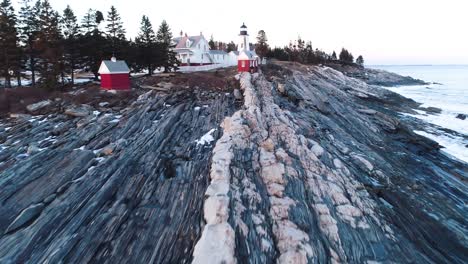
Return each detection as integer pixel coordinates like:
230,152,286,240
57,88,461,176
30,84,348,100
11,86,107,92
195,129,217,146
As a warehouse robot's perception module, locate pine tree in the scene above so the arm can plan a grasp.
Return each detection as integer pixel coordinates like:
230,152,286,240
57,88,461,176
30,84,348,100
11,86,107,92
61,5,79,84
80,9,106,80
356,55,364,66
255,30,268,60
339,48,354,63
106,6,126,57
35,0,63,90
156,20,178,72
226,41,236,52
331,51,337,61
208,35,215,50
135,15,160,75
18,0,40,86
81,9,97,34
0,0,20,88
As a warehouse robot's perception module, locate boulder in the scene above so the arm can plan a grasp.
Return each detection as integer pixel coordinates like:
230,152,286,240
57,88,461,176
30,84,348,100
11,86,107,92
456,114,466,120
65,105,92,117
233,89,242,100
26,100,52,113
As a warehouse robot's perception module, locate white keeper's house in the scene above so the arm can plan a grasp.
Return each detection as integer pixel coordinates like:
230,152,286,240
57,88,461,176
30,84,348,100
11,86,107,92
172,23,258,68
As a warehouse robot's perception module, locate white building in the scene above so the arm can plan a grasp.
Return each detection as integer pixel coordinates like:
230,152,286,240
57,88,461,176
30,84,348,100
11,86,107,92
172,23,258,68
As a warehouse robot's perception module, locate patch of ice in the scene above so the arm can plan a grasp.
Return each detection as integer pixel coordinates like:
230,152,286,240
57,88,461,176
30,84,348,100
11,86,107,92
195,129,217,146
93,111,101,116
109,119,120,123
16,153,29,159
95,157,106,163
194,107,201,111
37,118,49,124
74,146,86,151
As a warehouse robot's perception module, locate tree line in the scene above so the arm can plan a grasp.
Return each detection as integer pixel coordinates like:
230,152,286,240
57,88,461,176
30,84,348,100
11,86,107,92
253,31,365,67
0,0,179,90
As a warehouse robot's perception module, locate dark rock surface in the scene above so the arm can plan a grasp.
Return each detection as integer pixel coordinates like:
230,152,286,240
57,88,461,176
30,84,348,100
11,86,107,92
326,62,427,86
0,64,466,263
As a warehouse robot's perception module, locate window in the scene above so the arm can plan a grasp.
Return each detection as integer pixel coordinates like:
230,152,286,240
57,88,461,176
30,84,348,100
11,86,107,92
241,43,244,48
198,44,200,49
202,54,204,60
241,61,245,67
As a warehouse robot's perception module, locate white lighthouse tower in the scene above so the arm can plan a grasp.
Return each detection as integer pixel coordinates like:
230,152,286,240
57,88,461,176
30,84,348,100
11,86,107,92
238,23,249,51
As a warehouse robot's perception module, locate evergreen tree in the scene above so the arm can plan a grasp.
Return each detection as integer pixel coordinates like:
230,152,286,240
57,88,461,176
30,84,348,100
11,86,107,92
339,48,354,63
255,30,268,60
226,41,236,52
331,51,337,60
156,20,178,72
80,9,106,80
356,55,364,66
81,8,98,34
61,5,79,84
135,15,160,75
18,0,40,86
0,0,20,88
105,6,126,57
35,0,63,90
208,35,215,50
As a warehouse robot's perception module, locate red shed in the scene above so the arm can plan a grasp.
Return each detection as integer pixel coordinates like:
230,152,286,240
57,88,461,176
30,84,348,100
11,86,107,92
98,58,131,90
238,51,251,72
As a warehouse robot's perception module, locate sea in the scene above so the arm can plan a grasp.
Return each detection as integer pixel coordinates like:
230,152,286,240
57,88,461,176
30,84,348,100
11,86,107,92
372,65,468,163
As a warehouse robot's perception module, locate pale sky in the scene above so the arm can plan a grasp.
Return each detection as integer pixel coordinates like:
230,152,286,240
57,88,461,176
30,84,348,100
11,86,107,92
15,0,468,65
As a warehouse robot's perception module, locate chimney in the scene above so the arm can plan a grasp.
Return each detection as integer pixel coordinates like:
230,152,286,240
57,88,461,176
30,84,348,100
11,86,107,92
180,30,183,37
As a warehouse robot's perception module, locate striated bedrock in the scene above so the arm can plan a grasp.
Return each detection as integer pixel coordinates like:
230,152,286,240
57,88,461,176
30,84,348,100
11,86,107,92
0,62,467,263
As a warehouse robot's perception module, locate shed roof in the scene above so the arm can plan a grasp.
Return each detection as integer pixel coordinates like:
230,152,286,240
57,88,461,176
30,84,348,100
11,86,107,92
99,60,130,74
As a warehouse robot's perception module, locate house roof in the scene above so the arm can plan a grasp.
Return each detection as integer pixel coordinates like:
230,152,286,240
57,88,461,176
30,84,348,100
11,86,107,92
175,49,194,55
241,23,247,29
99,60,130,74
173,35,204,49
209,50,228,55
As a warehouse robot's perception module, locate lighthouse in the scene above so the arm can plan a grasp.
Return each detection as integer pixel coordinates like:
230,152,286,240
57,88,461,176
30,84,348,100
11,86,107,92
237,23,258,72
238,23,249,51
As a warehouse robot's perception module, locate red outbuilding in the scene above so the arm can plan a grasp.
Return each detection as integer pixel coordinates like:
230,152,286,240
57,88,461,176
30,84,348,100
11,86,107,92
98,57,131,90
238,51,251,72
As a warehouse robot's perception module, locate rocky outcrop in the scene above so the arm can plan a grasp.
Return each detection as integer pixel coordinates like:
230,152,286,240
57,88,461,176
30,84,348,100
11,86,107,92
0,64,466,263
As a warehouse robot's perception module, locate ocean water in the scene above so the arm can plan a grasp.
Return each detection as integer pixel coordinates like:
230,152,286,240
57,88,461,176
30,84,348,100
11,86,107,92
372,65,468,163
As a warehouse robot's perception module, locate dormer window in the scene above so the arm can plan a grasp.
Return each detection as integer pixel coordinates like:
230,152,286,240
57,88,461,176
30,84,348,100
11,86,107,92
186,40,191,47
